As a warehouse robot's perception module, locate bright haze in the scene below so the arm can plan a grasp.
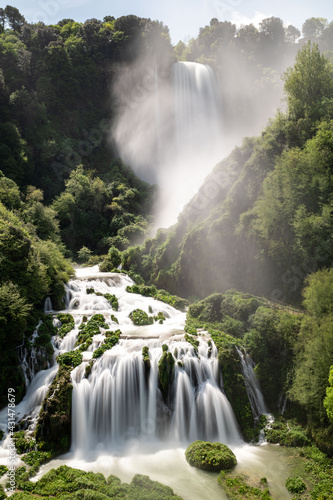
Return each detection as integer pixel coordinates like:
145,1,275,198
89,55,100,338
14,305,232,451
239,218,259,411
11,0,333,45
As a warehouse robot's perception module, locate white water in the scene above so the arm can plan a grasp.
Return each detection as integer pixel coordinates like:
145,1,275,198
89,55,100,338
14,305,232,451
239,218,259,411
71,338,241,459
113,61,224,228
173,62,223,170
156,61,223,227
0,266,294,499
236,347,268,419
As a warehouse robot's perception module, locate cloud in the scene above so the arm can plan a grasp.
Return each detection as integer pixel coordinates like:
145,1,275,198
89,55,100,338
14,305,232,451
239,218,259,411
230,10,271,28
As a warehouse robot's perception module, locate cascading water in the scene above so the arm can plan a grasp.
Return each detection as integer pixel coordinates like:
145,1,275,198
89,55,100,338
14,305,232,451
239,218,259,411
62,267,241,456
113,61,224,227
172,61,223,168
71,338,241,458
0,267,296,500
156,61,223,226
236,347,267,419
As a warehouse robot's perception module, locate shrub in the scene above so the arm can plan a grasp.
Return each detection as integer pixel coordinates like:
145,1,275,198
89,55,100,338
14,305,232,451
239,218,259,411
56,313,75,338
285,476,306,493
57,350,82,368
129,309,153,326
13,431,35,454
103,293,119,311
92,332,120,359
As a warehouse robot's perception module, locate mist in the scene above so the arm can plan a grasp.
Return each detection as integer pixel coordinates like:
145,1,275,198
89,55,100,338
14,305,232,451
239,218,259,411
111,32,298,229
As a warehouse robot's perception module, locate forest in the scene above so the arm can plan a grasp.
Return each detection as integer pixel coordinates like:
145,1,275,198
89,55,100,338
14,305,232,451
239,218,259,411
0,4,333,499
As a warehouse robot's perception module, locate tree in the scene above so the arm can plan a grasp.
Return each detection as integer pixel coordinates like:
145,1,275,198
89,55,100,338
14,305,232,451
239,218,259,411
0,8,5,33
302,17,327,39
259,17,285,44
4,5,25,31
303,268,333,317
285,25,301,44
324,366,333,424
283,41,333,122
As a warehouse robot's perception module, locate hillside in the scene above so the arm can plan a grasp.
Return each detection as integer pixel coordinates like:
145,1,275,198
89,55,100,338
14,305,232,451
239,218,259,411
123,42,333,306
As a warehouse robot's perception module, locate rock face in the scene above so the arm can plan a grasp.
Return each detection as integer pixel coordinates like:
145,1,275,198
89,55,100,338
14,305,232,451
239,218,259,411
36,366,72,453
185,440,237,472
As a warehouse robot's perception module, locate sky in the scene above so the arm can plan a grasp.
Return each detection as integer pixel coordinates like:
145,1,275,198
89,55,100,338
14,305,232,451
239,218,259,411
7,0,333,44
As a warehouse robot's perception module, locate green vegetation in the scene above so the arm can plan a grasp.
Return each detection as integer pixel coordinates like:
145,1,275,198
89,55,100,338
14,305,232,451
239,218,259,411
158,344,175,400
0,175,73,405
142,346,151,370
184,333,199,351
129,308,154,326
103,293,119,311
92,331,121,358
185,441,237,472
217,473,272,499
13,431,35,454
57,350,83,368
35,366,73,453
9,465,183,499
126,283,189,312
324,366,333,424
76,314,109,345
285,475,306,493
57,313,75,337
0,465,7,476
265,420,311,447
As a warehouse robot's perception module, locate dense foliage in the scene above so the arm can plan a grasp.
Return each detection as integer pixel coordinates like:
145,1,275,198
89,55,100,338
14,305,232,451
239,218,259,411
0,171,73,406
9,465,183,499
187,278,333,455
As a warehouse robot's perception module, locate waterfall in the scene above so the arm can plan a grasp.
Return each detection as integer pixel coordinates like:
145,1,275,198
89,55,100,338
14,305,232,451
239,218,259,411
71,338,241,457
153,61,223,226
44,297,53,313
236,347,267,419
0,267,243,459
113,61,224,228
67,269,241,455
173,61,223,167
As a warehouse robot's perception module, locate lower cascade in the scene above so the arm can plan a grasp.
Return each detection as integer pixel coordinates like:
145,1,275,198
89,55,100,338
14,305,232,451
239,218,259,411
71,339,241,457
0,266,271,466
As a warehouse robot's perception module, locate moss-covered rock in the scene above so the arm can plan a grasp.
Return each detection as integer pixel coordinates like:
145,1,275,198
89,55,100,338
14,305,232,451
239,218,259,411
0,465,7,477
126,283,189,312
216,340,255,442
265,421,311,447
129,308,153,326
184,333,199,352
142,346,151,370
35,366,72,453
185,440,237,472
57,350,82,368
158,345,175,400
103,293,119,311
92,331,120,359
56,313,75,338
13,431,35,454
76,315,109,346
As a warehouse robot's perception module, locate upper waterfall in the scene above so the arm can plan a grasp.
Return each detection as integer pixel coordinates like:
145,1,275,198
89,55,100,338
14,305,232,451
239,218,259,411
173,61,223,167
113,60,224,228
